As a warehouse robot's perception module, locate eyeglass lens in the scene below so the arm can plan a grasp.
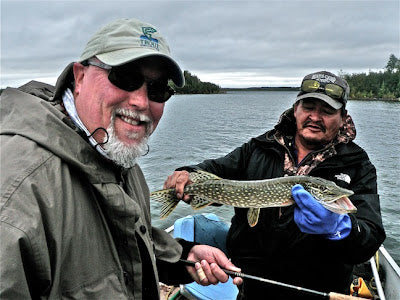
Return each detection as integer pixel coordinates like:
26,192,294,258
302,79,343,99
86,60,174,103
108,65,174,103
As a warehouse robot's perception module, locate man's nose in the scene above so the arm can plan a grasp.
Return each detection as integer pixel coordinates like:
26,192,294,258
127,83,150,109
308,108,323,120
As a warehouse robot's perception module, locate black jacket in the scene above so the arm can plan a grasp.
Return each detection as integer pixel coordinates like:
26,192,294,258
183,111,385,299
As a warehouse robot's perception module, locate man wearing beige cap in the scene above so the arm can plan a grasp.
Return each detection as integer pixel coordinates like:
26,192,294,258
165,71,385,299
0,18,241,299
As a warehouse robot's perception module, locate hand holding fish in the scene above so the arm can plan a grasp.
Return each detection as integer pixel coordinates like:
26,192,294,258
292,184,352,240
186,245,243,286
154,170,357,227
163,170,192,201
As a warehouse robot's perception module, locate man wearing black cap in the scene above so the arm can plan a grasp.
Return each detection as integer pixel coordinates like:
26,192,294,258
0,18,242,299
164,71,386,299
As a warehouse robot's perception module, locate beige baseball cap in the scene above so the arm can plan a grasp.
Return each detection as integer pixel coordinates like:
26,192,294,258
79,18,184,87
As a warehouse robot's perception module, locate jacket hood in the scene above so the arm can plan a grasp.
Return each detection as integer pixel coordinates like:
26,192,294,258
0,82,117,184
253,108,296,145
274,108,297,137
53,63,75,101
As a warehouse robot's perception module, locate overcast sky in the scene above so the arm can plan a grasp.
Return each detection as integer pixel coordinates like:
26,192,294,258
1,0,399,88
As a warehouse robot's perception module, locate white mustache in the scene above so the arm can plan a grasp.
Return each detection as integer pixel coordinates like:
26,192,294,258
102,108,153,168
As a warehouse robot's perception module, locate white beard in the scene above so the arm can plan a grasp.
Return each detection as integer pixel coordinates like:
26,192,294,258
102,112,153,168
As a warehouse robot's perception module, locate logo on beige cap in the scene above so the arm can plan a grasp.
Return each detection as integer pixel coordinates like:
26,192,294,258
140,27,159,51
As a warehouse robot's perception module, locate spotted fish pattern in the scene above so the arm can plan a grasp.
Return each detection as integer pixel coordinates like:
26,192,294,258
150,170,356,227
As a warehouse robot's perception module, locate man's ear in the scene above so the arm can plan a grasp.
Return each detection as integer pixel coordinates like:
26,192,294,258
341,109,348,124
72,62,85,96
293,100,300,118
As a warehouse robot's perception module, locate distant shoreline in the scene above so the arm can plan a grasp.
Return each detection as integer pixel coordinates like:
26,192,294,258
2,86,399,101
222,87,299,92
347,97,400,102
220,87,400,101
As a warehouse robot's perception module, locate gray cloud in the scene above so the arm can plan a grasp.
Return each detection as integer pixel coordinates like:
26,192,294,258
1,0,399,88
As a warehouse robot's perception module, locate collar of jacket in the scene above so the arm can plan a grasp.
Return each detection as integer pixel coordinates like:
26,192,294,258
48,63,128,175
1,84,123,185
53,63,75,101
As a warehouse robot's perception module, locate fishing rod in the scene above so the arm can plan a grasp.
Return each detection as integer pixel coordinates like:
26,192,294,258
180,259,367,300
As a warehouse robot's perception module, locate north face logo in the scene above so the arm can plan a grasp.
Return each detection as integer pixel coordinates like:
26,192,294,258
335,173,351,184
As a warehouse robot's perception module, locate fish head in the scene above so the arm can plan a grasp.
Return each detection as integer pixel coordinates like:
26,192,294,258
307,177,354,203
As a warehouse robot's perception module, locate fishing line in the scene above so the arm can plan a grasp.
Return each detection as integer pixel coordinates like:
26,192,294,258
179,259,366,300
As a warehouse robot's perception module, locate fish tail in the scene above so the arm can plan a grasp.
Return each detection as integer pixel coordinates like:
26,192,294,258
150,189,180,219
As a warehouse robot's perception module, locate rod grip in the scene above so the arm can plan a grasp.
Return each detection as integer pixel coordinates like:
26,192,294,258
329,292,368,300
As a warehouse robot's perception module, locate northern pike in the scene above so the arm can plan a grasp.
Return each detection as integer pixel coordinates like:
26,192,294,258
150,170,356,227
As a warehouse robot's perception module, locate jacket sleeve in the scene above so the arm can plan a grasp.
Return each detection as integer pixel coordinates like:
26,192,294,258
0,222,47,299
151,226,195,285
324,154,386,264
154,231,195,284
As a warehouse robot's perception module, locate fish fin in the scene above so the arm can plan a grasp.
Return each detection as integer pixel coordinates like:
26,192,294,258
190,195,213,210
189,170,222,183
320,196,357,214
281,199,295,206
150,189,180,219
247,208,260,227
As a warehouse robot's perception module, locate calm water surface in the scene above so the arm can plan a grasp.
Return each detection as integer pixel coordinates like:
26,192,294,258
138,91,400,265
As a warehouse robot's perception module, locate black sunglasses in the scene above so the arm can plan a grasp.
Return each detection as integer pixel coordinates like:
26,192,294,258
82,60,175,103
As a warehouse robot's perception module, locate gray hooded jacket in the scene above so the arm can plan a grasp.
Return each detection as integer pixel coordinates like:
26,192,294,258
0,66,188,299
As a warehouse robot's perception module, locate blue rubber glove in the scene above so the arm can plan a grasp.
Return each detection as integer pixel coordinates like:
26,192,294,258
292,184,352,241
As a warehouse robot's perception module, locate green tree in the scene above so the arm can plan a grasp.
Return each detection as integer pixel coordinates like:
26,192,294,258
385,54,399,73
344,54,400,100
172,71,222,94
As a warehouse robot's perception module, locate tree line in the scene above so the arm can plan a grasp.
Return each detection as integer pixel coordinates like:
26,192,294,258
172,70,222,94
342,54,400,100
2,55,399,100
175,54,400,100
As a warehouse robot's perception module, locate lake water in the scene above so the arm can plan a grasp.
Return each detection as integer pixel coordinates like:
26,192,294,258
138,91,400,265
